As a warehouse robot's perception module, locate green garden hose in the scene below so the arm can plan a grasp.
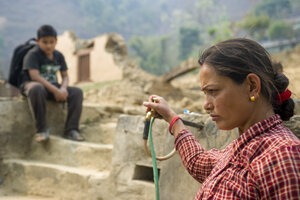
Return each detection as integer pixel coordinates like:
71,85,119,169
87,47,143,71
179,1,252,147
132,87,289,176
148,117,160,200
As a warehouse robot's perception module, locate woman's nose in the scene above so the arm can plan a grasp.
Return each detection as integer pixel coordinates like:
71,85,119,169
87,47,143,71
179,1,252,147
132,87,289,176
203,98,213,112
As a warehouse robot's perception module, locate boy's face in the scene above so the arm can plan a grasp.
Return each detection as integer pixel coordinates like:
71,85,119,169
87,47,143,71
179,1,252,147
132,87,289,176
37,36,57,56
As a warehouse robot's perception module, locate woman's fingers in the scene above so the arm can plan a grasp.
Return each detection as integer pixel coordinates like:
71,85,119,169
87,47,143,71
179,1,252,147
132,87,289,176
149,95,161,103
143,95,173,120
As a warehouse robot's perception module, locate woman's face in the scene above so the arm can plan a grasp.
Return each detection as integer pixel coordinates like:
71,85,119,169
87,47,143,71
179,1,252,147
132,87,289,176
200,64,253,131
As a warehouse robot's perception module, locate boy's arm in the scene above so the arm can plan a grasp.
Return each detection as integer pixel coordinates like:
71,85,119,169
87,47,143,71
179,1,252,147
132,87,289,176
60,70,69,89
59,70,69,100
29,69,59,94
29,69,66,101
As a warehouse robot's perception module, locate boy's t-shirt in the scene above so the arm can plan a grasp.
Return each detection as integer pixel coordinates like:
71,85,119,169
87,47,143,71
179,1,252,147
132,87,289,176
22,45,68,84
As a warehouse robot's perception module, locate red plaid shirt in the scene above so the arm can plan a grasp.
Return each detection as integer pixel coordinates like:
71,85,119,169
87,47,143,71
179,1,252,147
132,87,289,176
175,114,300,199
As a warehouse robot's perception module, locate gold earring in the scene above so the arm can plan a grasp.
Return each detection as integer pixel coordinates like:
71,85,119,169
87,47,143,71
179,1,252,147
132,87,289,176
250,96,255,102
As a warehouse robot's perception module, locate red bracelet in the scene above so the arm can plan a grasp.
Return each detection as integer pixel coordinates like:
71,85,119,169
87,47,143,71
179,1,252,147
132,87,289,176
169,116,182,135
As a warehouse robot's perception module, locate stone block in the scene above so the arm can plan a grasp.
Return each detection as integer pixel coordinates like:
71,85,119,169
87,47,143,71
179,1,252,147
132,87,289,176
80,103,108,124
283,115,300,139
294,99,300,115
27,136,113,171
0,98,66,158
111,114,239,200
160,114,239,200
2,159,109,200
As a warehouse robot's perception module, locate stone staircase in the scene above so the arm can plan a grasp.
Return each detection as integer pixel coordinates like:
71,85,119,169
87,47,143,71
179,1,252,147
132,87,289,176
0,105,116,199
0,101,156,200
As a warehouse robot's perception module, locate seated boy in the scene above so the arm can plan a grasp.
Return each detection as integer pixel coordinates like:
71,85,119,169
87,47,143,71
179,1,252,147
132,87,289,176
21,24,84,142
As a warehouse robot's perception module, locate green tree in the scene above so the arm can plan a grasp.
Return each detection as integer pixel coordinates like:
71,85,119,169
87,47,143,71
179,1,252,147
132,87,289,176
78,0,234,73
253,0,292,20
129,35,172,75
268,21,294,40
0,34,4,80
238,0,297,41
291,0,300,15
194,0,227,28
239,15,270,40
79,0,162,39
208,21,234,42
179,26,200,60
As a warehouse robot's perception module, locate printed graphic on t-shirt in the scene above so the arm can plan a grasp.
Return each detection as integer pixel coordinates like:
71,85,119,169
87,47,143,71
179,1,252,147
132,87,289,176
40,64,60,83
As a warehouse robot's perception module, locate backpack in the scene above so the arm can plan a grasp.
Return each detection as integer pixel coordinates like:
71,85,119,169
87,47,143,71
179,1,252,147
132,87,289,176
8,38,36,88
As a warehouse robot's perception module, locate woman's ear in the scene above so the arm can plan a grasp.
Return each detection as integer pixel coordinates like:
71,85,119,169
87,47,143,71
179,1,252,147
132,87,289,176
246,73,261,98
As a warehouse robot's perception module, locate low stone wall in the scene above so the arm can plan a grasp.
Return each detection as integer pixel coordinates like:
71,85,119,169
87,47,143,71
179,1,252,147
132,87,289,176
0,98,66,159
111,114,240,199
111,99,300,200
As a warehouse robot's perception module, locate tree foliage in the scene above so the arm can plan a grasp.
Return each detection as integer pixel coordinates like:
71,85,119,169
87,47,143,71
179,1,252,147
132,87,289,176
0,34,3,64
126,0,230,74
239,0,300,41
78,0,162,39
253,0,292,20
239,15,270,40
77,0,300,75
268,21,294,40
208,21,234,42
0,33,4,79
179,26,200,60
129,35,173,75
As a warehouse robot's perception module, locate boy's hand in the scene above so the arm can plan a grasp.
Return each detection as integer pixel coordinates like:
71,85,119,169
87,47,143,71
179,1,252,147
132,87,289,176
54,88,68,102
59,87,68,100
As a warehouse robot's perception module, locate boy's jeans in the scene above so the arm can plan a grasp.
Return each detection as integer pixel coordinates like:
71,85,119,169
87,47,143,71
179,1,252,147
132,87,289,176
24,81,83,133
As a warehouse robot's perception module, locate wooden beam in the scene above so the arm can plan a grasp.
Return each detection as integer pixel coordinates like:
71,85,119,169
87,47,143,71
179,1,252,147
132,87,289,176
162,58,199,82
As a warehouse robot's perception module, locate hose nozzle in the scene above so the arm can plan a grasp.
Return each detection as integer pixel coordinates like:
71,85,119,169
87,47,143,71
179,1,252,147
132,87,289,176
145,98,158,120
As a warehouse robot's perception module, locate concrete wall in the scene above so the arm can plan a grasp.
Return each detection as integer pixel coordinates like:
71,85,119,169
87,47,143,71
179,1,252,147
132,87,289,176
90,35,123,82
56,31,77,85
112,114,239,200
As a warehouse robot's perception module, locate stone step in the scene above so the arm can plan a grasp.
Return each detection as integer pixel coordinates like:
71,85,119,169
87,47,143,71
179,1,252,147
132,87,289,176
81,121,117,144
115,180,155,200
80,103,109,124
0,195,57,200
27,136,113,171
2,159,109,200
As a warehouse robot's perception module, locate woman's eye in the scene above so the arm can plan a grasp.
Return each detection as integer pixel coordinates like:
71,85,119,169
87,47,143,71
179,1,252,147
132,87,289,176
207,89,218,95
201,88,218,96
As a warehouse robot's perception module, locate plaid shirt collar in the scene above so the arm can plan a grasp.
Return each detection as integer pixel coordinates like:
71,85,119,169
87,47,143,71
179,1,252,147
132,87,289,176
232,114,282,155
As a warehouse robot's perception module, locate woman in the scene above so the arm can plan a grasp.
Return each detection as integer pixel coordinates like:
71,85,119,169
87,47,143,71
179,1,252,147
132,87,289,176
143,38,300,199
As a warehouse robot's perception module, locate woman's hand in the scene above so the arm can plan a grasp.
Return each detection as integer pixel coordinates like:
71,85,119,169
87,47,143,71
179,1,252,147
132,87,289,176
143,95,177,123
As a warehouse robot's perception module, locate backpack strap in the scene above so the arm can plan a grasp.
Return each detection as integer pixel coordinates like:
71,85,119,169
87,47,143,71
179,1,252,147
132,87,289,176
25,38,36,45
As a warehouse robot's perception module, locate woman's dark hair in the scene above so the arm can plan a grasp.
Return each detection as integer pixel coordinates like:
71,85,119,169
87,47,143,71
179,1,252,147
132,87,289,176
37,25,57,39
199,38,294,121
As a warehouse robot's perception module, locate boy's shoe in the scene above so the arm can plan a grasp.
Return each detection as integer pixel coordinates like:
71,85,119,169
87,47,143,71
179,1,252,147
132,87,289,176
35,129,50,143
63,130,85,141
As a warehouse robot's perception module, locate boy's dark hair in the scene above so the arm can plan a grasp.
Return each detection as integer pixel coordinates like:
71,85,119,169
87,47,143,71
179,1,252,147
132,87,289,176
37,25,57,39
